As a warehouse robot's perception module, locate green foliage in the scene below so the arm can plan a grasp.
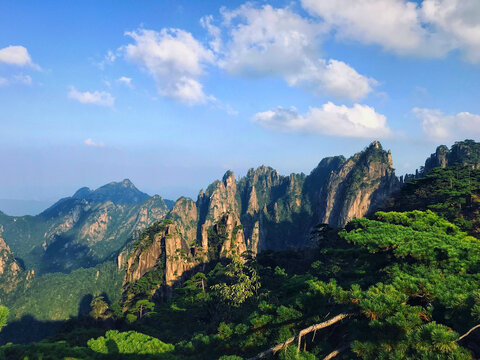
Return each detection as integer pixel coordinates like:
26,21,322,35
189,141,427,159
134,219,174,253
125,313,137,324
4,204,480,359
384,165,480,235
0,306,7,333
87,330,174,355
3,260,123,322
211,258,261,307
309,210,480,359
130,299,155,319
89,296,109,320
127,267,164,299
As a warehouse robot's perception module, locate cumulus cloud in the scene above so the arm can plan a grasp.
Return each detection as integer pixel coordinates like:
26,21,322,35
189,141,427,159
117,76,132,87
0,45,40,68
123,28,215,105
218,4,375,101
84,138,105,147
253,102,391,138
302,0,480,61
413,107,480,141
68,86,115,107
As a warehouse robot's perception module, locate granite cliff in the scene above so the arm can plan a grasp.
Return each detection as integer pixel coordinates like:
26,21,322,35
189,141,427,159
123,141,400,288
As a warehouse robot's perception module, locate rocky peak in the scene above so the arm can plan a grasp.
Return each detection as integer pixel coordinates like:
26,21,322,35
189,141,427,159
222,170,236,188
319,141,399,227
167,197,197,243
120,179,135,188
72,179,150,205
415,140,480,178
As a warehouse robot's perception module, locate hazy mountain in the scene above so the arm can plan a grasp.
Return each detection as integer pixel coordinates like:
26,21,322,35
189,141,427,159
0,180,170,275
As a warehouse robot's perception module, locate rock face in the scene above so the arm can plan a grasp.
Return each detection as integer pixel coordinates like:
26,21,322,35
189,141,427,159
319,141,399,227
0,227,25,295
123,141,400,290
122,220,199,295
167,141,399,255
0,180,171,274
407,140,480,179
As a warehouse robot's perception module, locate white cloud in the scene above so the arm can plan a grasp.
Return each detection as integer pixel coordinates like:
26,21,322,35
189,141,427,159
422,0,480,62
0,45,39,68
302,0,480,61
414,107,480,141
123,28,215,105
217,4,375,101
13,74,32,85
117,76,132,87
68,86,115,107
84,138,105,147
0,77,8,87
200,15,222,53
253,102,391,138
97,50,118,69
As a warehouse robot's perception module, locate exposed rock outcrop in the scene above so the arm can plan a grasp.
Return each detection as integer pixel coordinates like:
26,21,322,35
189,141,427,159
319,141,399,227
0,227,26,295
406,140,480,180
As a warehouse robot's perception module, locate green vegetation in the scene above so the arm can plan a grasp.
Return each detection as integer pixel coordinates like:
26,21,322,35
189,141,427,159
133,219,174,253
384,165,480,234
3,261,123,323
3,210,480,358
0,307,7,333
87,330,174,356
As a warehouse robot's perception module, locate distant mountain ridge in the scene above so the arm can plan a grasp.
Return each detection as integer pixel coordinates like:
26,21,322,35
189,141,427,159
0,180,171,276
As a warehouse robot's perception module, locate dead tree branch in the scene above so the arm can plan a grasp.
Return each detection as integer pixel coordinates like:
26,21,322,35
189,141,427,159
247,313,354,360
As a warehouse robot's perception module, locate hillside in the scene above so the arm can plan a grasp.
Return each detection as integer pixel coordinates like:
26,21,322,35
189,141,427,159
0,180,170,275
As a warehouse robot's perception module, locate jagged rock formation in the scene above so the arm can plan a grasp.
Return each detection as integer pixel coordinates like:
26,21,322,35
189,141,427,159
122,141,400,290
403,140,480,182
319,141,399,227
0,180,171,274
425,140,480,173
121,220,199,298
0,232,22,295
0,227,33,297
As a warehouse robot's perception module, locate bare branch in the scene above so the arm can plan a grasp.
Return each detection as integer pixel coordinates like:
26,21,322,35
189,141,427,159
323,344,349,360
456,324,480,342
297,313,353,352
247,313,354,360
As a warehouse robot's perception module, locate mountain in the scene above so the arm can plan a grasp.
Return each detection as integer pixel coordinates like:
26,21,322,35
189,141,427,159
70,179,150,205
0,180,170,275
403,139,480,182
3,139,480,357
122,141,399,287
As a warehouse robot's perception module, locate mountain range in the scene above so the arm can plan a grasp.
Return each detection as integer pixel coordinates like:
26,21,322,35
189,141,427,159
1,139,480,343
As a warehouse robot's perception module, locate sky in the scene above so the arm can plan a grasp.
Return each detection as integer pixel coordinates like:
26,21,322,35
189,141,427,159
1,0,480,206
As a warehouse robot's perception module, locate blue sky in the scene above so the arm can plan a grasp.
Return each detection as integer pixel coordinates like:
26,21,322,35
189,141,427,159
1,0,480,203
